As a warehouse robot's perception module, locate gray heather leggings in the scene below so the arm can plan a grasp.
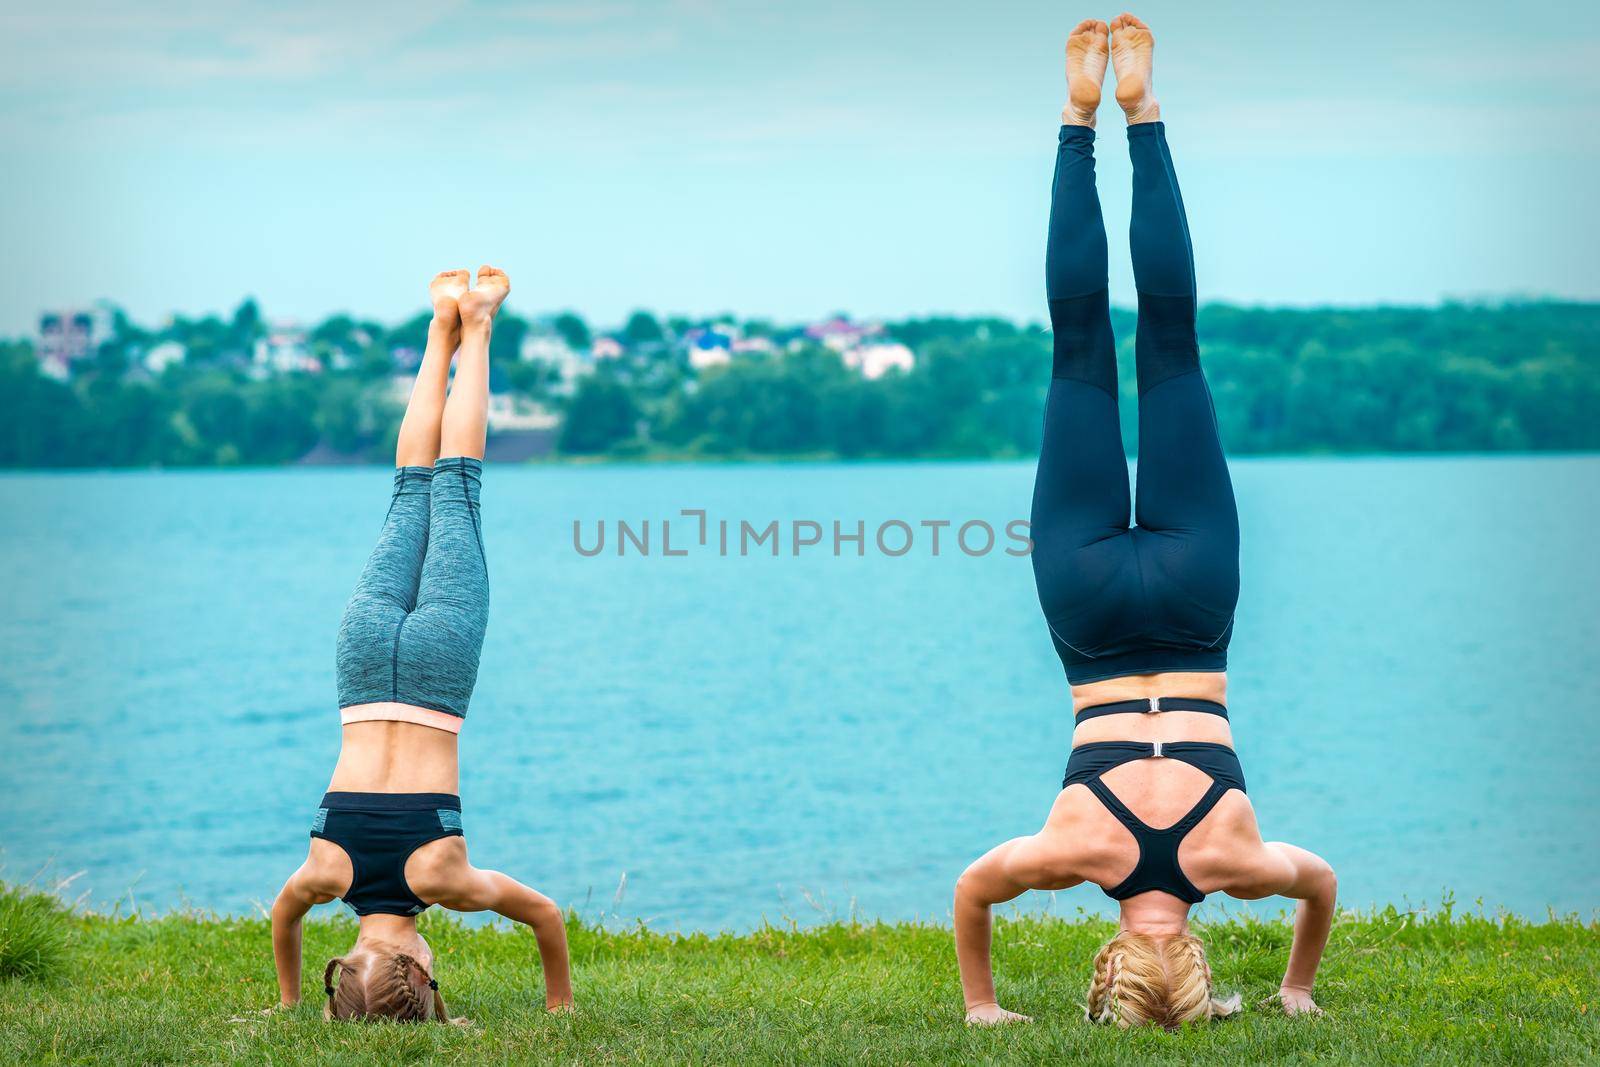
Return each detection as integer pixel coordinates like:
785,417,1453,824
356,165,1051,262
335,457,488,721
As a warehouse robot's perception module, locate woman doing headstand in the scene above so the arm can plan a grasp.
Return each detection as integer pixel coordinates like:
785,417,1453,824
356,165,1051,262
953,15,1337,1030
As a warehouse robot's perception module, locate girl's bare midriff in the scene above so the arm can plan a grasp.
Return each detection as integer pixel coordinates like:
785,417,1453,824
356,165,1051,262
328,715,460,794
1069,670,1233,747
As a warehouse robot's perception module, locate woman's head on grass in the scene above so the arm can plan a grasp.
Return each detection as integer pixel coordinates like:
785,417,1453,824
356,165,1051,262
323,925,443,1023
1085,930,1241,1030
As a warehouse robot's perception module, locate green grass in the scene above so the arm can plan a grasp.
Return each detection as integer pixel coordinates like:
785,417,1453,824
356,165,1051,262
0,884,71,981
2,890,1596,1065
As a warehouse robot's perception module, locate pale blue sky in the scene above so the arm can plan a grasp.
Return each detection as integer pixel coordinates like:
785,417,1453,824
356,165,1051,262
3,0,1598,333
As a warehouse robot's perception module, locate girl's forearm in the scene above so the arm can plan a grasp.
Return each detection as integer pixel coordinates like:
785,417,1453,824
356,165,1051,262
535,916,573,1008
271,910,303,1005
485,872,573,1008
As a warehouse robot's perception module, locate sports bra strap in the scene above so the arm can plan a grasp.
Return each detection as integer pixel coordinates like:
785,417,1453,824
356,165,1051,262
1084,775,1144,828
1085,774,1232,836
1075,696,1229,722
1169,779,1232,836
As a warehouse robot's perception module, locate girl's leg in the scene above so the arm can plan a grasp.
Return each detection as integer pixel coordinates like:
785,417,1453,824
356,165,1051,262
398,457,487,719
1032,117,1133,626
393,267,509,720
335,464,433,708
439,265,509,462
396,270,469,468
336,270,469,710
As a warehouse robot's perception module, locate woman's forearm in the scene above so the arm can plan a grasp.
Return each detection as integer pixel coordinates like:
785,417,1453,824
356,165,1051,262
1281,874,1336,993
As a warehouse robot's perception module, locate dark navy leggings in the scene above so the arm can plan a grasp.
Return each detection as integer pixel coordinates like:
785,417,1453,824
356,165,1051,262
1030,122,1240,685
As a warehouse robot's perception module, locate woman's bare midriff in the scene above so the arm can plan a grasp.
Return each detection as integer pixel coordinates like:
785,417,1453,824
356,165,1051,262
1069,671,1233,747
328,715,460,794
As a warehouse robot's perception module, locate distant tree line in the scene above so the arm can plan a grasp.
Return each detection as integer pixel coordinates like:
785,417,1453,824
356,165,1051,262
1,301,1595,467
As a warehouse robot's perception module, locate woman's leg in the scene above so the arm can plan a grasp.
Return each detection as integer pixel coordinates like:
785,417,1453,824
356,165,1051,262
1112,14,1239,631
394,267,509,720
1125,120,1235,538
396,270,470,468
1031,21,1132,631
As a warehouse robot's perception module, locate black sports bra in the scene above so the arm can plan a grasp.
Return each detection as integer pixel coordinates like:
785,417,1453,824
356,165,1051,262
1063,697,1243,904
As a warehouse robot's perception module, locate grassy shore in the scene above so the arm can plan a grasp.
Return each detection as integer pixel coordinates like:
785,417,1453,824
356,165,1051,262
2,888,1596,1065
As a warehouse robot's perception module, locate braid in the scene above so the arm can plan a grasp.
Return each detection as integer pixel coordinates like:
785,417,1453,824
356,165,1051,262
1084,940,1124,1025
323,957,343,1001
388,953,428,1021
1164,935,1213,1024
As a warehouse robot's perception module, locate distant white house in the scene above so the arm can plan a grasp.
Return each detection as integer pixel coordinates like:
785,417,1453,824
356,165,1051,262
520,330,591,395
842,341,915,380
37,306,109,379
488,393,559,433
143,341,186,375
253,322,319,377
805,316,884,354
591,335,625,361
732,335,777,355
685,326,734,370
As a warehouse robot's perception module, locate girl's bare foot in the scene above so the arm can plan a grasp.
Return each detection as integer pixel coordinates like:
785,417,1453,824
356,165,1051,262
458,265,510,327
1109,12,1160,124
1063,19,1109,128
430,269,469,323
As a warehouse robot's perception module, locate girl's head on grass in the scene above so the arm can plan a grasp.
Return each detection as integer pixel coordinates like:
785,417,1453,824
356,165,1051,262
323,935,441,1023
1085,931,1241,1031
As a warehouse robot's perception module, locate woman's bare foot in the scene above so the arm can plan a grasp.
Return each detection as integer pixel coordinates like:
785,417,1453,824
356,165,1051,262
1063,19,1109,128
1109,12,1160,124
430,269,469,324
458,265,510,328
1278,987,1324,1017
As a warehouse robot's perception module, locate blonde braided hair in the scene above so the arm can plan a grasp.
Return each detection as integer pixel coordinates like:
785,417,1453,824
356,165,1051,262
1084,932,1241,1030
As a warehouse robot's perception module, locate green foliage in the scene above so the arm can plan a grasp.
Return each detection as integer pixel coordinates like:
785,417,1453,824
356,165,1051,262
0,885,70,982
623,309,665,347
564,302,1600,460
551,311,592,351
1,904,1595,1063
3,302,1597,468
559,370,640,454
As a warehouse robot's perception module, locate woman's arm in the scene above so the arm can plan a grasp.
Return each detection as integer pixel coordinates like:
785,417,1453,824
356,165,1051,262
440,869,573,1011
1266,843,1337,1014
270,868,329,1007
954,835,1080,1024
1228,840,1337,1014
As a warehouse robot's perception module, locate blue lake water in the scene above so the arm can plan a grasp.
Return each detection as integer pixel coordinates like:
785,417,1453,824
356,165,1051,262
1,457,1597,930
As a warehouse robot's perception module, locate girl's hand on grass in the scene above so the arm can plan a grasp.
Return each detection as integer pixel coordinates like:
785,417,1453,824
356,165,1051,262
965,1002,1031,1026
547,1001,576,1015
1277,986,1323,1017
448,1016,474,1027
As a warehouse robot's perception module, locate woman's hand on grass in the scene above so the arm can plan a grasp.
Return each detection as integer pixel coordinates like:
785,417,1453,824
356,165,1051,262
965,1002,1031,1026
1277,986,1323,1017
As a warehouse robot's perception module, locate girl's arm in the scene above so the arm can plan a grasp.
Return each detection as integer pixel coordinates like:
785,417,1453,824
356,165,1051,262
441,869,573,1010
953,835,1080,1025
270,868,329,1006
